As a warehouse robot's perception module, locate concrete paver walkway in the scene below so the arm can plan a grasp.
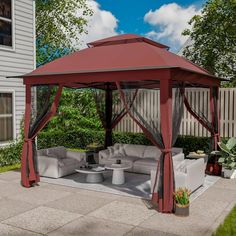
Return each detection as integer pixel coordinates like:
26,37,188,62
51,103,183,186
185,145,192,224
0,170,235,236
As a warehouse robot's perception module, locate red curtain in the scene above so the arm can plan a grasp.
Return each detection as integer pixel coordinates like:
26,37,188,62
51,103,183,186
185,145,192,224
116,81,184,213
21,84,63,187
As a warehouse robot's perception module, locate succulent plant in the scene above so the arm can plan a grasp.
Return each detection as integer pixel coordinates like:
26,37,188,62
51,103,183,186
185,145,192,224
218,138,236,170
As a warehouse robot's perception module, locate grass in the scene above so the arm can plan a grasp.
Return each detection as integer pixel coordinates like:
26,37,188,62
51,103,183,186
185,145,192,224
213,205,236,236
0,163,21,173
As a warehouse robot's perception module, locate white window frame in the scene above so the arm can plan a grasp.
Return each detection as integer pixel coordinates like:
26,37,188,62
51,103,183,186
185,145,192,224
0,89,16,146
0,0,15,51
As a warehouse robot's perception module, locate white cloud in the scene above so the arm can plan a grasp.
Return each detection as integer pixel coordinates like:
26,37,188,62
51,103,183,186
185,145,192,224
76,0,119,49
144,3,201,49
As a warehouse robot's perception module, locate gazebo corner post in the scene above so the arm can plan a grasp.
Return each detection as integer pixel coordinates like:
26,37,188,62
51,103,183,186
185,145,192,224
21,84,34,188
210,86,220,150
105,85,113,148
159,77,174,213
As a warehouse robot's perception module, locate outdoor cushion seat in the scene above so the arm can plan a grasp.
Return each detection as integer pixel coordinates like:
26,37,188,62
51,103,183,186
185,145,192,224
133,158,158,174
99,144,184,175
58,158,78,167
37,146,86,178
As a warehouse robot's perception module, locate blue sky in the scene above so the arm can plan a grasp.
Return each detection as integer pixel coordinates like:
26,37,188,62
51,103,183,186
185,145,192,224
81,0,206,52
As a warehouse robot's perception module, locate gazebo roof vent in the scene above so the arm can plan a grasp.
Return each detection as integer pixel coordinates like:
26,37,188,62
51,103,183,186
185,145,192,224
87,34,169,49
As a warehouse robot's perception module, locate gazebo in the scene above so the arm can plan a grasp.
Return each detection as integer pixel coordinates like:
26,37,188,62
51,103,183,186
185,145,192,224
16,34,221,213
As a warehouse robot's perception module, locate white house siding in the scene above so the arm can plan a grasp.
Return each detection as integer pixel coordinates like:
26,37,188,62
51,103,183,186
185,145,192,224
0,0,35,142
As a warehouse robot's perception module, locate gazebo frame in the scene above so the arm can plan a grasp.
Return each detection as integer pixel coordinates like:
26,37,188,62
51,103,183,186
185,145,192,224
16,34,221,213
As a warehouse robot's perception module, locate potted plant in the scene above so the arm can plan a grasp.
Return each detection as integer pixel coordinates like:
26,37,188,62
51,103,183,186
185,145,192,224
173,188,191,217
218,137,236,179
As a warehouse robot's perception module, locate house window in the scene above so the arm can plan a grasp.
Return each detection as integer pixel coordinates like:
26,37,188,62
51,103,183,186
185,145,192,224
0,93,13,142
0,0,13,47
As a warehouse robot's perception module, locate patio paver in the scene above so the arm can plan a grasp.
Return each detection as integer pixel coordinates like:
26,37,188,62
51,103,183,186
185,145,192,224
0,223,41,236
45,192,117,215
88,201,155,226
2,206,81,234
0,171,235,236
0,198,35,221
126,227,179,236
48,215,133,236
8,186,72,205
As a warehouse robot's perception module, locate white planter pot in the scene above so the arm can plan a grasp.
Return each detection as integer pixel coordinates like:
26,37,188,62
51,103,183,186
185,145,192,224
222,168,236,179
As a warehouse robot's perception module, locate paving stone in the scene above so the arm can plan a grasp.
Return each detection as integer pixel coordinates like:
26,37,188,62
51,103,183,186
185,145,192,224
116,196,147,206
140,212,212,236
74,188,121,201
0,170,20,182
3,206,81,234
197,186,236,203
41,183,82,193
0,182,30,198
8,186,72,205
88,201,155,226
190,198,229,220
126,227,178,236
0,198,36,221
45,192,115,215
48,216,133,236
213,178,236,191
203,208,234,236
0,223,41,235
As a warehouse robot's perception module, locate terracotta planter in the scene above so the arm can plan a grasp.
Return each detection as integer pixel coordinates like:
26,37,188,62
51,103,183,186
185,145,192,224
175,203,189,217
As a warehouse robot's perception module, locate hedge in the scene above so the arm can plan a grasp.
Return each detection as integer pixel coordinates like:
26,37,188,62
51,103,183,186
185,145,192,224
0,141,23,167
37,128,212,154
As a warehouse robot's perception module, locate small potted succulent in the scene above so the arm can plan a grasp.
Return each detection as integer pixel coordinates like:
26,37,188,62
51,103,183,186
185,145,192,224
173,188,191,216
218,137,236,179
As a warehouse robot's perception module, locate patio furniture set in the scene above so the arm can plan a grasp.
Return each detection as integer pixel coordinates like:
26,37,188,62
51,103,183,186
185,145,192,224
37,144,205,192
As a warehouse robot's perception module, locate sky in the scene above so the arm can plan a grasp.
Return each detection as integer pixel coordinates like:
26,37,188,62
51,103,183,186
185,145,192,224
79,0,206,52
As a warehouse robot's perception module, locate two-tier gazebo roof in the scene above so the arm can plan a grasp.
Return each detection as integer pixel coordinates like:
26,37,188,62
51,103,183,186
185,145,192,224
20,34,220,88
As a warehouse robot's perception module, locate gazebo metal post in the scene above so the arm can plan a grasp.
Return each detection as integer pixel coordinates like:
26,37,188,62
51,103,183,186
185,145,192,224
210,86,220,150
105,84,113,148
159,78,174,213
21,84,34,187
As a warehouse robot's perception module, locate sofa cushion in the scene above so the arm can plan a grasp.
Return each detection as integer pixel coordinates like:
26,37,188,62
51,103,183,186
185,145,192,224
123,144,146,158
143,146,161,160
58,158,77,167
109,155,138,166
134,158,157,167
172,147,183,155
47,146,67,158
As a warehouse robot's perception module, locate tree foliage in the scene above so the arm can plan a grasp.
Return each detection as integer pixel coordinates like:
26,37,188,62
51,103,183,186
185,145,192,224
45,89,102,132
182,0,236,86
36,0,93,66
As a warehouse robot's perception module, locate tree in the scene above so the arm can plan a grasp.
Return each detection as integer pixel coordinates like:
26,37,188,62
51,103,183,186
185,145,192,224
182,0,236,87
36,0,93,66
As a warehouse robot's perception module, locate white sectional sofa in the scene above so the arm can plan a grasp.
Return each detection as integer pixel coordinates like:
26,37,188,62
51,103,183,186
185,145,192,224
151,156,205,193
37,146,86,178
99,143,184,175
99,143,205,192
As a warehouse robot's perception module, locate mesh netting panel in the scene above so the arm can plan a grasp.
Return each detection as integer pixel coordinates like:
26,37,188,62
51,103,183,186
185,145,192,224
94,89,131,129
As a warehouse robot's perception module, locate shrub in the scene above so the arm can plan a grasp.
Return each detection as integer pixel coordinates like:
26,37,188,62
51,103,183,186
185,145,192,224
37,128,212,154
0,141,23,167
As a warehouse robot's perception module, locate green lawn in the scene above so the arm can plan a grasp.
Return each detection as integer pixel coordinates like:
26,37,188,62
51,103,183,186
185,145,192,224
0,163,21,173
213,205,236,236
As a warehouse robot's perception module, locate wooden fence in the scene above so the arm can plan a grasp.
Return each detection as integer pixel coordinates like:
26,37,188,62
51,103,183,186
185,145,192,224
115,88,236,138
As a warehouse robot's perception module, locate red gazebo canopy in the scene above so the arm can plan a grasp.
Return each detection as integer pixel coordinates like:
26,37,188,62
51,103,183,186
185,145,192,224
21,34,220,87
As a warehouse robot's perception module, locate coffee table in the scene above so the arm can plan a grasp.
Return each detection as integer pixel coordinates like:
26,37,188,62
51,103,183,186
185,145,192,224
105,163,132,185
75,166,106,183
